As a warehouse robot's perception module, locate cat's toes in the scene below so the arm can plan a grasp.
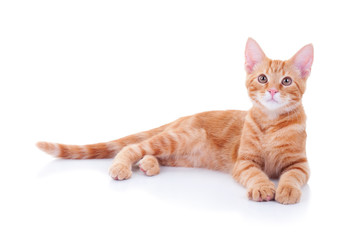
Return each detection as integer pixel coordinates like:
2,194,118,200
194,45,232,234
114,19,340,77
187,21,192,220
109,163,132,180
275,184,301,204
247,182,275,202
138,155,160,176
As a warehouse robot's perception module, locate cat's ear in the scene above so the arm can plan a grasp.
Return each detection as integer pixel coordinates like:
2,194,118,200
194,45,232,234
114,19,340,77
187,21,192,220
245,38,266,74
289,44,314,78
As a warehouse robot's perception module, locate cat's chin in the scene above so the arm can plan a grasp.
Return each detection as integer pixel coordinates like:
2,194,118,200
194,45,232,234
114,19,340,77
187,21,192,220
257,97,286,111
254,93,287,112
261,100,284,111
251,98,297,119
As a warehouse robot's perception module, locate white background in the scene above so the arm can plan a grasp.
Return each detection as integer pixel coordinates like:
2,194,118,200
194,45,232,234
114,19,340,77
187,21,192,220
1,0,360,239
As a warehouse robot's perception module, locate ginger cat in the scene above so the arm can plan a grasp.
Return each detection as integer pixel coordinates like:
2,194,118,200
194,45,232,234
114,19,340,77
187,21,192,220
37,38,313,204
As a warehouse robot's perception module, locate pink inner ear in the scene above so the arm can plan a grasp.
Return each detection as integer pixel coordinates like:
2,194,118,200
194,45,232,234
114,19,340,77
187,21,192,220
245,38,265,74
245,54,260,73
293,44,314,78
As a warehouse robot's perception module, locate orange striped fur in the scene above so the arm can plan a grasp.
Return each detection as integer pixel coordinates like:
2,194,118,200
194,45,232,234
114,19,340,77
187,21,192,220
37,38,313,204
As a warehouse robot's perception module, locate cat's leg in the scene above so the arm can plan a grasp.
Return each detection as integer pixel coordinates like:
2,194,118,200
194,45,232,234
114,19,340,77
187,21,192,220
138,155,160,176
232,121,276,202
108,143,147,180
275,159,310,204
232,150,275,202
109,130,190,180
232,155,275,202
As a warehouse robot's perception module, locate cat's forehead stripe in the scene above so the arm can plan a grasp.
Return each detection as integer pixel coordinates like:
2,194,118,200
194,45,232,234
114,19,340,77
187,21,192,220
266,60,286,75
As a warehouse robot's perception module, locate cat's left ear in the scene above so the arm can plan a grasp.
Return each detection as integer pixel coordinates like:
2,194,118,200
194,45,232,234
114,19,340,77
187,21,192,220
290,44,314,78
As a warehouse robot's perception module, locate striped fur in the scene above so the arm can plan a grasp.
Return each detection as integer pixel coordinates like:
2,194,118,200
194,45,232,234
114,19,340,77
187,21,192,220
37,38,313,204
37,124,168,159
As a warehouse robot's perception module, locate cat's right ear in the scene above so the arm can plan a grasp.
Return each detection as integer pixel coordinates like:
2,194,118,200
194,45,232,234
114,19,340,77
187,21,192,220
245,38,266,74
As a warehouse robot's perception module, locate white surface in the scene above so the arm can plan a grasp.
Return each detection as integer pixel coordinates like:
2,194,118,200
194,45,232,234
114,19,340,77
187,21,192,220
1,0,360,239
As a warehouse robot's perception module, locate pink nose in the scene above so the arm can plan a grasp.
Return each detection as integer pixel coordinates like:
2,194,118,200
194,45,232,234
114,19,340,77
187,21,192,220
268,88,278,97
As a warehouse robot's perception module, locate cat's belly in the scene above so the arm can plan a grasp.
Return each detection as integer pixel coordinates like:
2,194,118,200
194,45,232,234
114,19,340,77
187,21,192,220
156,126,236,172
158,147,233,172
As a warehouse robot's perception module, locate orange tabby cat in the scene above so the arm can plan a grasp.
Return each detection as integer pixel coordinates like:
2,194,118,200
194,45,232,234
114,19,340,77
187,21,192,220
37,38,313,204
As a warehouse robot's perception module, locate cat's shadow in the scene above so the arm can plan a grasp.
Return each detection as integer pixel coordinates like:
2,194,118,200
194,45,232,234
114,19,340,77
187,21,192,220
38,158,113,177
39,159,311,222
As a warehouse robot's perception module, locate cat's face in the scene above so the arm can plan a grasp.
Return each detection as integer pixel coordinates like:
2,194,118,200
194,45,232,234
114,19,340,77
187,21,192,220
244,38,313,115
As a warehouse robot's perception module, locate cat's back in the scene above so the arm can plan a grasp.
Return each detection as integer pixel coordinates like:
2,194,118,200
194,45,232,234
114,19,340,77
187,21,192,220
167,110,247,151
191,110,247,150
171,110,247,131
192,110,247,134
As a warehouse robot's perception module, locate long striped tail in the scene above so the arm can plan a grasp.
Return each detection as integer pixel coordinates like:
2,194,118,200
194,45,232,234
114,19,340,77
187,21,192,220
36,124,168,159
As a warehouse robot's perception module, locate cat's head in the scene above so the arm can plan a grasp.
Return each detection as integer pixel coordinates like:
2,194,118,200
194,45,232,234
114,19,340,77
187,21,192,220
244,38,313,115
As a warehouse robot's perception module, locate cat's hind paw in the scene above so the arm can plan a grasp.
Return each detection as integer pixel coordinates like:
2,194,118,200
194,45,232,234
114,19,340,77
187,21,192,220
109,163,132,180
138,155,160,176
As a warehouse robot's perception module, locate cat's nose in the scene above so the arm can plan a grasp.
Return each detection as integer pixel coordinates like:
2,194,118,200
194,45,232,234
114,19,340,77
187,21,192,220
268,88,279,97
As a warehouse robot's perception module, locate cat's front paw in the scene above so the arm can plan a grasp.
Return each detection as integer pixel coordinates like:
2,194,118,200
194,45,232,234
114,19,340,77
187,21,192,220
275,184,301,204
247,182,275,202
109,163,132,180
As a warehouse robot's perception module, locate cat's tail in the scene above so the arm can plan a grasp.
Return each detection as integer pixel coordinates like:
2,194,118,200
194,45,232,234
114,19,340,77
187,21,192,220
36,124,168,159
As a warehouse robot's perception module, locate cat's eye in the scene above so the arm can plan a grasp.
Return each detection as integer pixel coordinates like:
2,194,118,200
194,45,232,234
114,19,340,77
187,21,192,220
281,77,292,86
258,74,268,84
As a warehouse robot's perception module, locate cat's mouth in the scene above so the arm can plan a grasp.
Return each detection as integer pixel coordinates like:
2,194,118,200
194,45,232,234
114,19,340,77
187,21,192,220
255,93,287,111
267,98,278,103
257,95,286,111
